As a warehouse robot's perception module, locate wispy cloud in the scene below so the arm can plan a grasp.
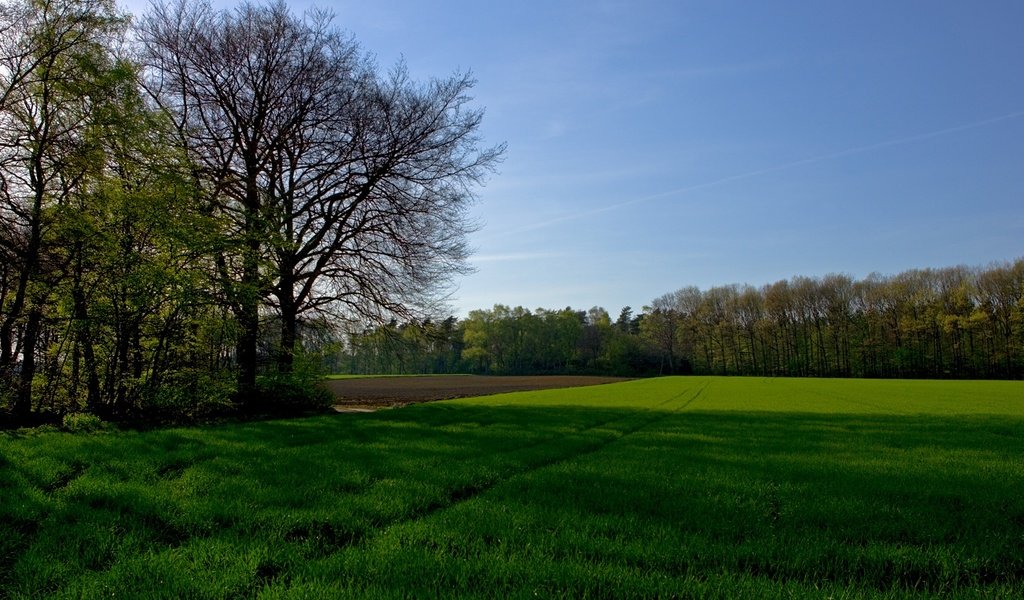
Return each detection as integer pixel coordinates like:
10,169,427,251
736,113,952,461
541,120,569,139
470,252,566,264
649,59,787,81
501,110,1024,236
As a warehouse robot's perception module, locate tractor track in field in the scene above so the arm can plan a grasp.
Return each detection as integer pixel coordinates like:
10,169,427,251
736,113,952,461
391,382,708,523
302,380,708,556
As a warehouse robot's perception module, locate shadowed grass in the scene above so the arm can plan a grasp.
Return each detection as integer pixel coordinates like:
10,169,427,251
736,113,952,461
1,377,1022,598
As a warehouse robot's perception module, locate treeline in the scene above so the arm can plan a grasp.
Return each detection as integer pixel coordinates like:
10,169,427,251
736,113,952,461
0,0,498,425
646,261,1024,378
341,306,656,376
339,260,1024,380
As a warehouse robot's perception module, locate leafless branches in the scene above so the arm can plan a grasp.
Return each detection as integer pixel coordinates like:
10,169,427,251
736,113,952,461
138,0,503,380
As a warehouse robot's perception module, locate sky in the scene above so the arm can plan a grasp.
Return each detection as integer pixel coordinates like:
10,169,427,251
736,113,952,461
127,0,1024,317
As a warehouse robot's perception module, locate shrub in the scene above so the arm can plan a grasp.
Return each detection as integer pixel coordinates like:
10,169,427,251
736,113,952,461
252,374,334,413
249,350,334,414
143,369,238,423
61,413,108,433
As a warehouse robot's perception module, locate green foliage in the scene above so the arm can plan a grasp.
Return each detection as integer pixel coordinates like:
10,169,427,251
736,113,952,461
60,413,108,433
0,0,228,424
250,351,335,414
312,260,1024,382
646,263,1024,379
3,0,499,425
252,374,333,414
142,369,237,423
1,377,1022,597
345,305,600,376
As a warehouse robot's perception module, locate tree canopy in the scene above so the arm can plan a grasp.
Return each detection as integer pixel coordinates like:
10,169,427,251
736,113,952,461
0,0,502,425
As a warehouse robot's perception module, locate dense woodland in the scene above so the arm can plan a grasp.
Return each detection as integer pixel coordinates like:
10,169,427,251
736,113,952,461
0,0,500,425
1,0,1021,428
341,261,1024,380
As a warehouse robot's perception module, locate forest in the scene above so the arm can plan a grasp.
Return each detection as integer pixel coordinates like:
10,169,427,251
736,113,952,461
0,0,500,425
341,261,1024,381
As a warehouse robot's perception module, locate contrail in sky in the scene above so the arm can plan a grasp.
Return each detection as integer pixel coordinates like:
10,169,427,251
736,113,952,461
506,110,1024,235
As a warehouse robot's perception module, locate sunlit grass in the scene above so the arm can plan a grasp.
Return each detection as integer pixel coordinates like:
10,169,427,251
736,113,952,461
1,377,1022,598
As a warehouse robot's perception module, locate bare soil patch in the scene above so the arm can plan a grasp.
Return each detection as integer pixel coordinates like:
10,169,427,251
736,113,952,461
326,375,628,412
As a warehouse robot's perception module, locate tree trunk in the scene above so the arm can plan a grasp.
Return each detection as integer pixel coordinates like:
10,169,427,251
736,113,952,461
236,300,259,398
236,169,262,398
72,286,101,413
276,258,297,374
13,307,42,418
7,151,46,417
278,292,297,374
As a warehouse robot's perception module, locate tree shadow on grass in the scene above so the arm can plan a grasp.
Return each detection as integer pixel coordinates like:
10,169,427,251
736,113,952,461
0,403,1022,596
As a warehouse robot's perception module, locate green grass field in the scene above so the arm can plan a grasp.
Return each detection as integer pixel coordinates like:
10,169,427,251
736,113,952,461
1,377,1022,598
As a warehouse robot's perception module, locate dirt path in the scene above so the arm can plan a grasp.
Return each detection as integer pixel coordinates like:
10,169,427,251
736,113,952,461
326,375,628,412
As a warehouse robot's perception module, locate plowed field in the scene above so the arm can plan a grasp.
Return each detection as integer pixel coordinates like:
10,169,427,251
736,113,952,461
326,375,627,409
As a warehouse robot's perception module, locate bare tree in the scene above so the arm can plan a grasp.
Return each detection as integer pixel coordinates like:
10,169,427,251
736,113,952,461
138,0,503,395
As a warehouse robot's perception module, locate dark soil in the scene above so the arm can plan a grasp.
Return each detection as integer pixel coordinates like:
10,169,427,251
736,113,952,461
325,375,628,411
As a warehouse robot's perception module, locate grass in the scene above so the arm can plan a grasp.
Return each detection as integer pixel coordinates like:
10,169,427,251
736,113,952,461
1,377,1022,598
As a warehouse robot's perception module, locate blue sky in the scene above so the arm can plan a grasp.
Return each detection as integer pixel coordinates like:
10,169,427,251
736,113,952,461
130,0,1024,316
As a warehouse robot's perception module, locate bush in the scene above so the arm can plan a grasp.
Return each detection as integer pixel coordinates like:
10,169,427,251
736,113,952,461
143,369,238,423
248,350,335,414
61,413,108,433
252,374,334,413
